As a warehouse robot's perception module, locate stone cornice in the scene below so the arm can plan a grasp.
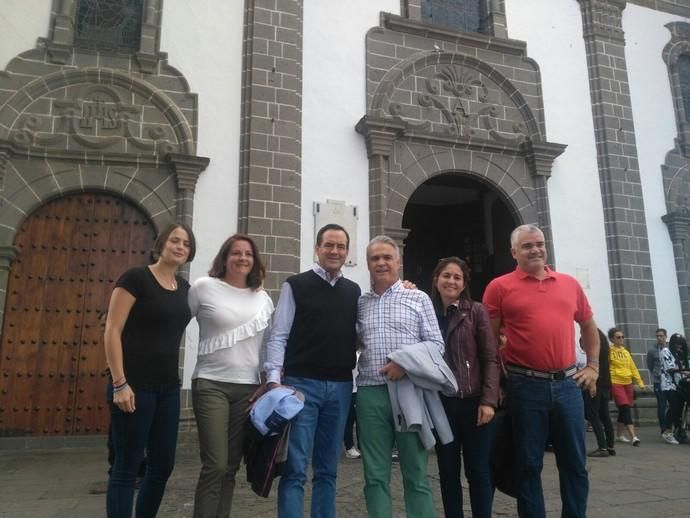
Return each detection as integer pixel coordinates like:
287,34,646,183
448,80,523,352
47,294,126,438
381,13,528,57
662,211,690,241
521,139,569,178
628,0,690,17
577,0,627,43
356,116,405,158
166,153,210,192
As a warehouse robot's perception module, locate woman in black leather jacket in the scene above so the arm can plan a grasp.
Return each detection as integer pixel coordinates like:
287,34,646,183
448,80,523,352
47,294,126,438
431,257,499,518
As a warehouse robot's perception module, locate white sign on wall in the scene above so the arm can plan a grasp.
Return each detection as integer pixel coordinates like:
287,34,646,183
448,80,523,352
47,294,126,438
314,200,358,266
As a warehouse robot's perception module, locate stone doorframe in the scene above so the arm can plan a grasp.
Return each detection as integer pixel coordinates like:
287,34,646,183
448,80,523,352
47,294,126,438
0,0,209,397
661,22,690,336
357,13,566,259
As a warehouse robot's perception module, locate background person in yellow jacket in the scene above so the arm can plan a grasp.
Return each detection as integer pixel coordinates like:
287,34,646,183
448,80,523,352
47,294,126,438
608,328,646,445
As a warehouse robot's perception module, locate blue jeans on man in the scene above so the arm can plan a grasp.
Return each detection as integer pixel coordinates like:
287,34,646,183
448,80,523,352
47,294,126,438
107,384,180,518
508,374,588,518
277,376,352,518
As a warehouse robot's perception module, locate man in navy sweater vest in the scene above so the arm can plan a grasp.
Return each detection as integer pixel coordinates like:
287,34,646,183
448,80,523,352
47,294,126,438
265,223,361,518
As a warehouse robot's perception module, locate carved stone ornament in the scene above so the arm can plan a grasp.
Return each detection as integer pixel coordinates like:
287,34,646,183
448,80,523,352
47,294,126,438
9,84,178,155
388,65,527,144
578,0,626,41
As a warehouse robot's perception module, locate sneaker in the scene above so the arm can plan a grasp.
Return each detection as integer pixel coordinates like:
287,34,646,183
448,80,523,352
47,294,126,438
617,435,630,443
632,436,641,446
662,431,679,445
607,448,616,456
345,447,361,459
587,448,609,458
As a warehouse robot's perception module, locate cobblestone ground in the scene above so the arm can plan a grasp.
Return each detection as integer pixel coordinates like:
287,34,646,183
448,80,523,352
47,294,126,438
2,426,690,517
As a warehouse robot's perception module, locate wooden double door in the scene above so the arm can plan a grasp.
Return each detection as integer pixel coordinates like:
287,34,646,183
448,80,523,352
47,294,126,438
0,192,155,436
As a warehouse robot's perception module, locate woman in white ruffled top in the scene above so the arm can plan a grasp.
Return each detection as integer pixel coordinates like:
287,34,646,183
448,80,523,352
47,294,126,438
189,234,274,518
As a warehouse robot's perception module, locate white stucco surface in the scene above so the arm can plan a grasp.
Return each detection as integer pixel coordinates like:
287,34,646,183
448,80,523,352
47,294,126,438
301,0,400,291
0,0,51,70
506,0,616,329
624,4,686,334
161,1,245,386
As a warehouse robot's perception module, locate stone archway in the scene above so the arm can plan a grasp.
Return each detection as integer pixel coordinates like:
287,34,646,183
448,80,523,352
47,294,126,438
0,192,155,437
402,172,518,298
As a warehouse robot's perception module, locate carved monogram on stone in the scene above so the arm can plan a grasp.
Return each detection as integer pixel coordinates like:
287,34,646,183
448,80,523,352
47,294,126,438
11,85,177,154
388,65,526,143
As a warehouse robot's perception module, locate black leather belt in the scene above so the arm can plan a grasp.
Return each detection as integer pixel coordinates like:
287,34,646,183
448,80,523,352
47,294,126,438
505,364,577,381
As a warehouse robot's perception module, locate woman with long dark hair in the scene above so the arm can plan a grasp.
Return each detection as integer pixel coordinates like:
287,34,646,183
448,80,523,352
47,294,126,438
189,234,274,518
431,257,499,518
104,222,196,517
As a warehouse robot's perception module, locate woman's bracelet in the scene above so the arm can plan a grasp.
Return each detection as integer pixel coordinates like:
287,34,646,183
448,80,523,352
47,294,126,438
112,377,126,388
113,382,129,393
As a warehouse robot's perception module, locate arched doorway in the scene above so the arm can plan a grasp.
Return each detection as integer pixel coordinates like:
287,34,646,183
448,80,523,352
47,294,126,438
402,173,517,299
0,192,155,437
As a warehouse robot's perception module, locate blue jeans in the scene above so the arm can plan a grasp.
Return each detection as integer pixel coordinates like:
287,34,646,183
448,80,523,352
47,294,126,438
106,384,180,518
507,375,588,518
277,376,352,518
653,383,669,432
435,395,495,518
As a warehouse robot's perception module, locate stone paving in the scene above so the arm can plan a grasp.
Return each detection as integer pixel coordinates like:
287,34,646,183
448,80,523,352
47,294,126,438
1,426,689,517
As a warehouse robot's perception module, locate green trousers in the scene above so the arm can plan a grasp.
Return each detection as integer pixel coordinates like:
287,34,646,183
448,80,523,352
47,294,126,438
356,385,436,518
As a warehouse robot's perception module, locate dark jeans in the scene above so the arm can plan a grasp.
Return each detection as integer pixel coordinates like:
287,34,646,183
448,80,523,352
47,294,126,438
106,384,180,518
653,383,669,432
343,392,358,450
582,388,614,449
664,390,684,431
435,395,495,518
507,374,588,518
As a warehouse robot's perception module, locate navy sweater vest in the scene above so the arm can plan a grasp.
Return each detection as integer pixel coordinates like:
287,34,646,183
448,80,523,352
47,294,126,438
284,270,361,381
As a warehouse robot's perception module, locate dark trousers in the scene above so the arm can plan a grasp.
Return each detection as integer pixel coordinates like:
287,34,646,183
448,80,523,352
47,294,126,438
616,405,633,426
435,395,495,518
582,388,614,449
664,390,684,431
106,384,180,518
343,392,358,450
653,383,669,432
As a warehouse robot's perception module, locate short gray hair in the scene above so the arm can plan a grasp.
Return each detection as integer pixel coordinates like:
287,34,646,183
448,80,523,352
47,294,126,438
367,235,399,258
510,224,543,247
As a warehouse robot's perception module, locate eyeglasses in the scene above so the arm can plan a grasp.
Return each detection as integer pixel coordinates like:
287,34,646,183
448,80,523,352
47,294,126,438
615,335,625,339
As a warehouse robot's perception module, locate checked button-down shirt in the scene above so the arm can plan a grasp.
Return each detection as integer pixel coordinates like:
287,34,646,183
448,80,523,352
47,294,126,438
356,280,444,387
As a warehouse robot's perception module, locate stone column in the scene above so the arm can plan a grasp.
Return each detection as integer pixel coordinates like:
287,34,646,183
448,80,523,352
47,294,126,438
355,116,404,238
239,0,304,298
663,211,690,336
577,0,658,354
521,140,567,267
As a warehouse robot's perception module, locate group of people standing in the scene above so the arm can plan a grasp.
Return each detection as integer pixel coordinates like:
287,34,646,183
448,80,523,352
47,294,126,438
103,221,603,518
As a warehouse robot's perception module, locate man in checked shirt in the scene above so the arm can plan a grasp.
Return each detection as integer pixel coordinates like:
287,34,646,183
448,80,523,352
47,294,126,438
356,235,444,518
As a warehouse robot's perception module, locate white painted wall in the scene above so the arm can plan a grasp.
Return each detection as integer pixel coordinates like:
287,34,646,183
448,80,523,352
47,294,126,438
301,0,400,291
161,1,245,386
506,0,616,329
0,0,51,69
624,4,686,335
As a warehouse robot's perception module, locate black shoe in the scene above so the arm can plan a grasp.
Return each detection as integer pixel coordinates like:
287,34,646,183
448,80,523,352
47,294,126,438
607,448,616,456
587,448,609,458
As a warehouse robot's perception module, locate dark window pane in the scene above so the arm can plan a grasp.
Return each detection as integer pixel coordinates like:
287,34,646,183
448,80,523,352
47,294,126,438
679,54,690,123
75,0,143,51
421,0,481,33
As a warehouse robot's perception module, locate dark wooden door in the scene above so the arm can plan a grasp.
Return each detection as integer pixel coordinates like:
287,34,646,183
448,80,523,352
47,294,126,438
0,192,155,436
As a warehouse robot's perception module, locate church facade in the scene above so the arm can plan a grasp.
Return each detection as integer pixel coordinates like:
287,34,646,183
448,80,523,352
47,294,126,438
0,0,688,438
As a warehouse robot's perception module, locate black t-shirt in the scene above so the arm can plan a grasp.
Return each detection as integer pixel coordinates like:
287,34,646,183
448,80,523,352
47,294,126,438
117,266,191,389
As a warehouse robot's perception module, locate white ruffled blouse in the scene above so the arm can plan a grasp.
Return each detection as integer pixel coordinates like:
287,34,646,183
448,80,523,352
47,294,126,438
189,276,274,384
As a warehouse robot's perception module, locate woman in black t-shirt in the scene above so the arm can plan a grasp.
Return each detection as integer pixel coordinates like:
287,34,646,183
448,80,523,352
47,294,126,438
104,222,196,518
